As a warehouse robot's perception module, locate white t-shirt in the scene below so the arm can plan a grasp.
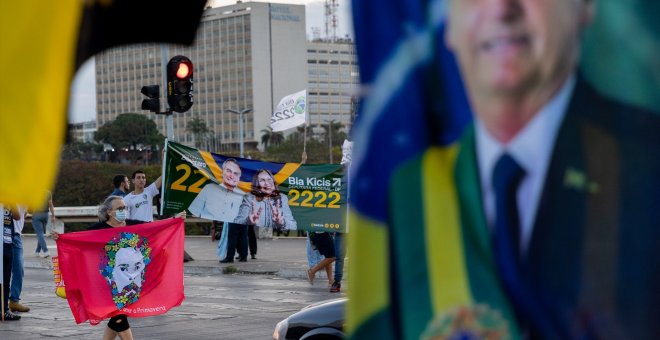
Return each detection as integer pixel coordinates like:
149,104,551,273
124,182,160,222
13,205,27,235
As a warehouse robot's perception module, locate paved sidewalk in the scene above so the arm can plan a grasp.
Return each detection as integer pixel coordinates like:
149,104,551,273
21,233,344,281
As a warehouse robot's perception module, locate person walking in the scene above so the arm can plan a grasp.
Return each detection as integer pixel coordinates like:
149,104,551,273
306,232,336,286
330,232,345,293
53,196,141,339
30,191,54,258
9,205,30,313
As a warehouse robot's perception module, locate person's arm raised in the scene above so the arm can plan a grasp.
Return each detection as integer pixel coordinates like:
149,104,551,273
154,176,163,190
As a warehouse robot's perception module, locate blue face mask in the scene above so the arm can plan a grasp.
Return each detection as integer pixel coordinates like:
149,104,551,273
114,209,127,222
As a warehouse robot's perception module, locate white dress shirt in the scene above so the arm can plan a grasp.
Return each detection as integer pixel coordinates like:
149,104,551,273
476,75,575,253
187,182,245,222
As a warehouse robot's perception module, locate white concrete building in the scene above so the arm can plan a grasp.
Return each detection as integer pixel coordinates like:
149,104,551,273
95,2,307,153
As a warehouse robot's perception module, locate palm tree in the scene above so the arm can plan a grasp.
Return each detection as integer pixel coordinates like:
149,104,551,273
260,127,284,149
322,120,344,163
186,117,209,148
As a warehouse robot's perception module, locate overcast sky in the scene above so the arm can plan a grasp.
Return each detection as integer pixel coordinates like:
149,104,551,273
68,0,353,123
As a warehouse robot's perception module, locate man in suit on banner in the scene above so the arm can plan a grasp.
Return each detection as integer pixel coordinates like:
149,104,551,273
405,0,659,338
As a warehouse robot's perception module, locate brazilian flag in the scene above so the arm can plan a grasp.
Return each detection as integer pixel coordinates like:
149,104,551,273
347,0,660,339
0,0,206,209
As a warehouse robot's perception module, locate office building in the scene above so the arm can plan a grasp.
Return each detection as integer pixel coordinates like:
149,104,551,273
95,2,359,154
96,2,306,152
306,38,359,136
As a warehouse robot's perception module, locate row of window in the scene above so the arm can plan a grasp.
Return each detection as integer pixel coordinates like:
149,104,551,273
307,49,356,55
308,60,357,65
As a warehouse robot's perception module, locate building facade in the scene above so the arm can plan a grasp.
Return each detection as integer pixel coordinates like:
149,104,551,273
95,2,359,155
68,120,97,143
306,38,359,136
96,2,306,153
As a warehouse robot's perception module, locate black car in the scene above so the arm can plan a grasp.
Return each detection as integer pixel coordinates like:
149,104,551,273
273,298,346,340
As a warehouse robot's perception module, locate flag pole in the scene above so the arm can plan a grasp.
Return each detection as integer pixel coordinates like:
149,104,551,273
301,122,308,164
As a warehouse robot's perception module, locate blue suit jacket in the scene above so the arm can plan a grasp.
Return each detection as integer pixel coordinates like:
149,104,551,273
458,78,660,339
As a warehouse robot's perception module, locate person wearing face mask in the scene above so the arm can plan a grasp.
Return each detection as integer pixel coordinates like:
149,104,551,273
54,195,142,340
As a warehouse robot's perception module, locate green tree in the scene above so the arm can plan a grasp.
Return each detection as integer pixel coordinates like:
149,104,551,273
186,117,209,148
94,113,165,163
61,141,104,161
260,127,284,149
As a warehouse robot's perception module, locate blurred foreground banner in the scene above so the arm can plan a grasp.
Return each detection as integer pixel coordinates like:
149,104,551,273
347,0,660,339
162,141,347,233
0,0,205,209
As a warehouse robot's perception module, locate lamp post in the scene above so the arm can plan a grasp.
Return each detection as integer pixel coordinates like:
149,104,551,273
227,108,252,158
325,119,337,163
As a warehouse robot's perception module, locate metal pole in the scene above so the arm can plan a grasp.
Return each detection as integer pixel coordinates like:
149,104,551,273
161,44,174,140
227,108,252,158
329,123,333,163
325,119,335,163
238,112,244,158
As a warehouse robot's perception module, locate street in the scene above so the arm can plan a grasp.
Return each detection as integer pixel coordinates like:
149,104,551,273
0,268,345,339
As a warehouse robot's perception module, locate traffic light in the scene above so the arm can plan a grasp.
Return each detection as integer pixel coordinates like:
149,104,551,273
140,85,160,113
167,55,194,113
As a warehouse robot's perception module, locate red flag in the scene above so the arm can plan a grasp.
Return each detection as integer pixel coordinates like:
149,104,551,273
56,218,185,325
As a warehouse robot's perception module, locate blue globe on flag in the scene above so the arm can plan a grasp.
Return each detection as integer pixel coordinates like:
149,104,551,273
294,96,306,114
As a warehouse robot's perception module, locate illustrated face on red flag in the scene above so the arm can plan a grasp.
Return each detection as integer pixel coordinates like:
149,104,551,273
99,232,152,309
56,219,184,325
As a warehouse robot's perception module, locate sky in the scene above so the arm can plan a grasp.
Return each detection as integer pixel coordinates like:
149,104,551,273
68,0,353,123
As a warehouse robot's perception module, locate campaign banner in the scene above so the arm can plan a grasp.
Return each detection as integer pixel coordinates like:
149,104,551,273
56,218,185,325
270,89,307,132
162,140,347,233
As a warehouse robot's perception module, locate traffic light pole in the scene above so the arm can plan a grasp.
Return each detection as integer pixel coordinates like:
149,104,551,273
161,45,174,140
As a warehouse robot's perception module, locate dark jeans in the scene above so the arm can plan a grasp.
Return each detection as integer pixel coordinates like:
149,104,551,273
3,243,13,311
247,225,257,256
334,232,346,283
225,223,247,260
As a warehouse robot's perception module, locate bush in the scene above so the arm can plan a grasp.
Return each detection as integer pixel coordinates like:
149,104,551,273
50,160,212,235
53,160,161,207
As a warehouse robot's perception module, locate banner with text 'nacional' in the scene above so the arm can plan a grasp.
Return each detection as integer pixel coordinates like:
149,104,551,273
270,89,307,132
162,140,347,233
56,218,185,325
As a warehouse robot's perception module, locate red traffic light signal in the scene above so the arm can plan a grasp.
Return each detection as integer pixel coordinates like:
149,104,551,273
176,63,191,79
167,55,194,113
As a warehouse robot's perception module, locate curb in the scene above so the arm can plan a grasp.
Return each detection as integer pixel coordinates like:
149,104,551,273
23,259,320,280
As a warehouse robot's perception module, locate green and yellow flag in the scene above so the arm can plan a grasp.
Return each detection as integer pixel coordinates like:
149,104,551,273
348,0,660,338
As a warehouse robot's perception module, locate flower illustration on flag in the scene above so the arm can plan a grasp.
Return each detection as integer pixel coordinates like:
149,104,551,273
99,232,152,309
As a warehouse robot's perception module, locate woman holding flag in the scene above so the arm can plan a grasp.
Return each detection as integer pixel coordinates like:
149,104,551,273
54,195,141,340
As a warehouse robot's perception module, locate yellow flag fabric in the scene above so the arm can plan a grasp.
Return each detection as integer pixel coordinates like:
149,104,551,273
0,0,207,209
0,1,81,208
